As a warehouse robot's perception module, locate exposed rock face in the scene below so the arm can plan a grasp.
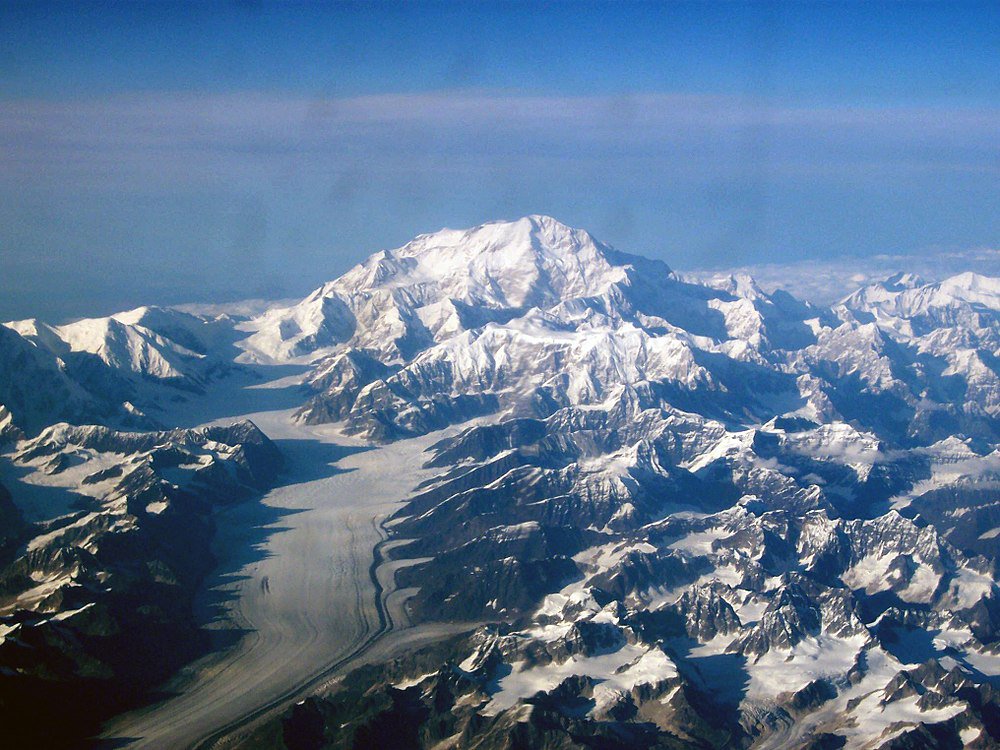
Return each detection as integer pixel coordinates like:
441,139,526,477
0,404,23,444
0,420,281,746
236,218,1000,750
0,480,24,557
4,216,1000,748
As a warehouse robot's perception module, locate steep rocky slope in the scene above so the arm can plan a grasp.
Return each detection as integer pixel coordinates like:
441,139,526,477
0,421,281,745
246,218,1000,750
3,216,999,749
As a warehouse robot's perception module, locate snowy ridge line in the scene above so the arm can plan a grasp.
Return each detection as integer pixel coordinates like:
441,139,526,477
226,217,1000,750
1,216,999,748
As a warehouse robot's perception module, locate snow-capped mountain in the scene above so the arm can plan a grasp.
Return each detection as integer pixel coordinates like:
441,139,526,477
9,304,242,387
1,306,243,436
2,216,999,749
841,271,1000,338
241,215,641,363
838,273,1000,426
251,217,1000,749
243,217,831,441
238,217,997,457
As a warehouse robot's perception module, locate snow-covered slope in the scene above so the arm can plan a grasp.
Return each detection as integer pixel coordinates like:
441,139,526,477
0,323,111,435
3,216,1000,749
240,216,642,363
242,217,1000,750
8,305,236,385
1,306,243,437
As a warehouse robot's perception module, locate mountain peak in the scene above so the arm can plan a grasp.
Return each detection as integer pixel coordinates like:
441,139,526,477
395,214,602,263
941,271,1000,293
334,214,628,308
520,213,580,233
242,216,636,362
882,272,926,291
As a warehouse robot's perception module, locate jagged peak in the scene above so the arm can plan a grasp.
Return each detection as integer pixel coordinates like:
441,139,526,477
882,271,927,291
842,269,1000,313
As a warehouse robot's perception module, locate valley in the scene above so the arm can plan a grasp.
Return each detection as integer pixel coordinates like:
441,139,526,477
0,216,998,749
98,375,447,748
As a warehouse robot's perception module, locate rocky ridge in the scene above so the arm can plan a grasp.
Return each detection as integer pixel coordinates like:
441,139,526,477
3,216,999,748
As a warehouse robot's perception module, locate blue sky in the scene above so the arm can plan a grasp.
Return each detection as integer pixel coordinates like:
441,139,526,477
1,1,998,320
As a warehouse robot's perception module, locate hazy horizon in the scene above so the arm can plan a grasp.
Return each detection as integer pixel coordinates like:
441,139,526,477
2,1,997,321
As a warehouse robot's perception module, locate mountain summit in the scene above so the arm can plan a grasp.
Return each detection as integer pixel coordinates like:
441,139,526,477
241,215,672,363
2,216,1000,748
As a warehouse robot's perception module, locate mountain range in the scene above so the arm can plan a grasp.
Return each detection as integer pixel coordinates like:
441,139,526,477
2,216,999,749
